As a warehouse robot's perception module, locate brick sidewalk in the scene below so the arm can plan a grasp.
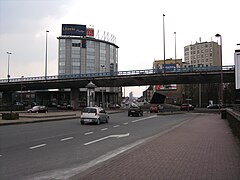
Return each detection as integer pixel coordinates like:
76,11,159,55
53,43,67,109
74,114,240,180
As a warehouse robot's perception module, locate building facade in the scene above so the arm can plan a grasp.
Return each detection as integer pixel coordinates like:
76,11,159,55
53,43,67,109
184,41,220,67
57,24,121,108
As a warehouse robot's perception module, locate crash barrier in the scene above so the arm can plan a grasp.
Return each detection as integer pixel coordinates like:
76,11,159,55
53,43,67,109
222,108,240,141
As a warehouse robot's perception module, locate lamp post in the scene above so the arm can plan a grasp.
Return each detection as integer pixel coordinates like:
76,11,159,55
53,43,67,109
101,65,105,107
163,14,166,73
7,52,12,82
45,30,49,80
174,32,177,65
215,33,223,107
21,76,24,103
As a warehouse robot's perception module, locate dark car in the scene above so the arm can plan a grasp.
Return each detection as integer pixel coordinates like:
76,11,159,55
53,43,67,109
128,105,143,116
27,106,48,113
207,104,221,109
180,104,194,111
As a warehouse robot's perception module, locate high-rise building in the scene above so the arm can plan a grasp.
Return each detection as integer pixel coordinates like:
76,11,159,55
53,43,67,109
184,41,221,67
57,24,121,107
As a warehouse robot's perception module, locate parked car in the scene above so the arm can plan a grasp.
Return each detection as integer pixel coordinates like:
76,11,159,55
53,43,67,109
27,106,48,113
180,104,194,111
80,107,109,125
150,104,164,113
128,105,143,116
207,104,221,109
57,103,73,110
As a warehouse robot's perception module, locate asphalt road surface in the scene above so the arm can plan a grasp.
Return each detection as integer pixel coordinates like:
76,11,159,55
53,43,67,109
0,111,199,179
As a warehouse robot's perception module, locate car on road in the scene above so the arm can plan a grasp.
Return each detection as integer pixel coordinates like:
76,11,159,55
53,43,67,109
128,105,143,116
207,104,221,109
27,106,48,113
80,107,109,125
180,103,194,111
150,104,164,113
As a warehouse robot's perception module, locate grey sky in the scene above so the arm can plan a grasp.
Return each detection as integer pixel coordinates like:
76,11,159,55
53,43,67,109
0,0,239,96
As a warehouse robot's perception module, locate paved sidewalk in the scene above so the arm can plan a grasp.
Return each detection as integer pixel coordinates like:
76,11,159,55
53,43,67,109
73,113,240,180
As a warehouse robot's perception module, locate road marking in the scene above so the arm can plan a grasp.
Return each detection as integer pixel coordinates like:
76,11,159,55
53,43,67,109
101,128,108,131
123,122,129,125
0,155,2,157
113,125,120,128
61,137,73,141
84,133,130,146
84,132,94,135
131,115,157,123
29,144,46,150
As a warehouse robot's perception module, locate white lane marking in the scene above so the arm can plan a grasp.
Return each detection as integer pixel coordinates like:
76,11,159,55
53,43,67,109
84,132,94,135
84,133,130,146
101,128,108,131
123,122,129,125
0,155,2,157
61,137,73,141
29,144,47,150
131,115,157,123
113,125,120,128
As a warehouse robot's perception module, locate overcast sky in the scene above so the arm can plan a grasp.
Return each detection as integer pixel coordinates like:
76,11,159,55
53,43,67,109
0,0,239,97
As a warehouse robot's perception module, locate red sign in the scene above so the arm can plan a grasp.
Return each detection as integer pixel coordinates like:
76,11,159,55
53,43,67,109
87,28,94,37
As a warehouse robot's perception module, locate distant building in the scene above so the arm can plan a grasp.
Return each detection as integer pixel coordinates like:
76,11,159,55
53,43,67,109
184,41,221,67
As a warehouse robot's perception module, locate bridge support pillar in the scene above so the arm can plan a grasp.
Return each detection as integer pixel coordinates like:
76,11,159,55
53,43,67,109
70,88,79,110
2,91,13,111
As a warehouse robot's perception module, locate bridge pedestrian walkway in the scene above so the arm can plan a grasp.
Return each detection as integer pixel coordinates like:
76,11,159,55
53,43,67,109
74,113,240,180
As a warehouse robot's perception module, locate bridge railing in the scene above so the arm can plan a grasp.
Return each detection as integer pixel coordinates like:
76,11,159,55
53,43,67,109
0,65,235,84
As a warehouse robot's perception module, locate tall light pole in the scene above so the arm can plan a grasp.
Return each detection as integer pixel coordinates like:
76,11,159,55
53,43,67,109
174,32,177,65
215,33,223,107
21,76,24,103
45,30,49,80
7,52,12,82
163,14,166,73
101,65,105,107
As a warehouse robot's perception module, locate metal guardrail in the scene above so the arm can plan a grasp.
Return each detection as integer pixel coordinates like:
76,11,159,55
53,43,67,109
0,65,235,84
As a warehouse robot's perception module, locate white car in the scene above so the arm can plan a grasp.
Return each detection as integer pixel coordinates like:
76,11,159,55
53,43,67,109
80,107,109,125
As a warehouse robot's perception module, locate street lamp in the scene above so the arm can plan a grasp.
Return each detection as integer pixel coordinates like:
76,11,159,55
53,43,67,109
45,30,49,80
101,65,105,107
174,32,177,65
7,52,12,82
163,14,166,73
21,76,24,103
215,33,223,107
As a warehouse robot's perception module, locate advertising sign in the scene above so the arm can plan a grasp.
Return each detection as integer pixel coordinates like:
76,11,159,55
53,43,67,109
155,84,177,90
86,28,94,37
62,24,86,36
163,64,176,72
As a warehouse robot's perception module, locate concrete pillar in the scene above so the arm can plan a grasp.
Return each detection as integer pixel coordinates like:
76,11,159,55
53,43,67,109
70,88,79,110
86,81,96,107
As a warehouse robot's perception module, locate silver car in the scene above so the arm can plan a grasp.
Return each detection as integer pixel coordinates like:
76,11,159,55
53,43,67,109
80,107,109,125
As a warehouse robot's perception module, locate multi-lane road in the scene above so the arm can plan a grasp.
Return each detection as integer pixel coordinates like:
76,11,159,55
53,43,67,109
0,111,199,179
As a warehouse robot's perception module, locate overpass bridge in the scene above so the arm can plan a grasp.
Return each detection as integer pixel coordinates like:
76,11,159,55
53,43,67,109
0,65,235,92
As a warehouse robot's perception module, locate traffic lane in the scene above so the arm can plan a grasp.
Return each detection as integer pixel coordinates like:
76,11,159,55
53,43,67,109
0,113,196,179
0,111,129,149
23,114,196,179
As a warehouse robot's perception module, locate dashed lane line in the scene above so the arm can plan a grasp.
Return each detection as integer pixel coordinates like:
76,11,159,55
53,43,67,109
29,144,47,150
61,137,74,141
84,132,94,135
101,128,108,131
113,125,120,128
123,122,129,125
131,115,157,123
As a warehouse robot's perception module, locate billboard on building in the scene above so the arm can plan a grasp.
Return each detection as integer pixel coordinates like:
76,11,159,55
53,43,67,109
86,28,94,37
235,49,240,89
62,24,86,36
155,84,177,90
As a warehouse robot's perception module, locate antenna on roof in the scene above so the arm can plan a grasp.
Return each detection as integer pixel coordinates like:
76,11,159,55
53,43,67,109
199,37,201,43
